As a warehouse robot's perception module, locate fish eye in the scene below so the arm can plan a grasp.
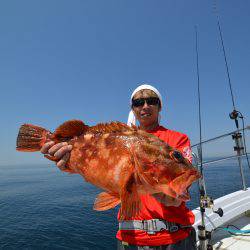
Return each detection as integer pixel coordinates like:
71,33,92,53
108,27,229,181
170,150,184,162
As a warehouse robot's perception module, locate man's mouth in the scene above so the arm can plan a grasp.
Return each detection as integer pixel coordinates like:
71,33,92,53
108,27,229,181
140,113,151,117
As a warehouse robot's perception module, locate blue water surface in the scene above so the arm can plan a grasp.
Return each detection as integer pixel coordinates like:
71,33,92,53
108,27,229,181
0,160,250,249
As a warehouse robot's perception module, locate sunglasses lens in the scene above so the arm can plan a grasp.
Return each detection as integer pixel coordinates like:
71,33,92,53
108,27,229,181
147,97,159,105
132,98,145,107
132,97,159,107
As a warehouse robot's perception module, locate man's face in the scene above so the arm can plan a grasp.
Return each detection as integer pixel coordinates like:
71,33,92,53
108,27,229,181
132,90,161,128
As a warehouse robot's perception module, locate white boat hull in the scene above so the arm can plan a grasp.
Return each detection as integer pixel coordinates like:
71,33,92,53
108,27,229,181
192,188,250,249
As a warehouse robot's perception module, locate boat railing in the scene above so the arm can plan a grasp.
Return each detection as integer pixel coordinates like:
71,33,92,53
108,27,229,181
191,125,250,191
191,125,250,148
191,126,250,250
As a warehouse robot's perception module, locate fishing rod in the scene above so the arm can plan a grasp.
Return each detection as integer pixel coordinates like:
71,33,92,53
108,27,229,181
194,26,223,250
213,0,250,189
194,25,207,250
193,3,249,249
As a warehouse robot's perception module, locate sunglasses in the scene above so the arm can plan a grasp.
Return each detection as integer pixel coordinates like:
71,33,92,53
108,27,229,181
132,97,160,107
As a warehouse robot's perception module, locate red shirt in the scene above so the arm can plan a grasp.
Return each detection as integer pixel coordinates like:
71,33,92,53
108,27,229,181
116,125,194,246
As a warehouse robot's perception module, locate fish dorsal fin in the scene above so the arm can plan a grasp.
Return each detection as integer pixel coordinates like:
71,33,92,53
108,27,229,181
53,120,89,139
89,121,136,134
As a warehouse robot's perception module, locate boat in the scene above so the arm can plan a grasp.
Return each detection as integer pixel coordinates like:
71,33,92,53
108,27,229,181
191,123,250,250
191,5,250,247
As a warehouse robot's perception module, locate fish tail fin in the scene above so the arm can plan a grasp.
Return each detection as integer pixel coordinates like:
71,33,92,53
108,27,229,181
16,124,50,152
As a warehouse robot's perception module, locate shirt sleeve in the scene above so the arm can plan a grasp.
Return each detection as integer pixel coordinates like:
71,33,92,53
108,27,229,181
175,134,192,163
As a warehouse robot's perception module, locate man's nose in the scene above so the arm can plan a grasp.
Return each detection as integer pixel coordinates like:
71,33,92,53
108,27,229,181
142,101,149,108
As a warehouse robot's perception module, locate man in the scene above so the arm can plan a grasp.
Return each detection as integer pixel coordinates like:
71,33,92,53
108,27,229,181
41,84,197,249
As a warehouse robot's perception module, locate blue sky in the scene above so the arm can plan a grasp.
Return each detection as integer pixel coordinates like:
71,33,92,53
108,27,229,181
1,0,249,165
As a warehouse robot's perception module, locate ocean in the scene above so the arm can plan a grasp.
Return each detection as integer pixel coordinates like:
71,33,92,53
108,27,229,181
1,159,250,249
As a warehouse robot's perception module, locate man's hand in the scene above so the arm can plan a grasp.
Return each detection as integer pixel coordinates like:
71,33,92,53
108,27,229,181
41,141,72,170
153,193,182,207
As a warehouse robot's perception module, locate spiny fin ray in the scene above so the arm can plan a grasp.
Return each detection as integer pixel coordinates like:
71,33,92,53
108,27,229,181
53,120,89,140
89,122,136,134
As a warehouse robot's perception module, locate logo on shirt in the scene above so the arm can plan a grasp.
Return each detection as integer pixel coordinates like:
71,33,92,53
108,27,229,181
182,146,192,162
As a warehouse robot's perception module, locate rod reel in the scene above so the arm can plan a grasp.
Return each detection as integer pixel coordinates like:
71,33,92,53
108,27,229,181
193,152,224,250
231,129,247,190
200,196,223,216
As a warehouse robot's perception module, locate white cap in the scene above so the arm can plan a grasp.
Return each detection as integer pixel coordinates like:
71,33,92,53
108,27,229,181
127,84,163,127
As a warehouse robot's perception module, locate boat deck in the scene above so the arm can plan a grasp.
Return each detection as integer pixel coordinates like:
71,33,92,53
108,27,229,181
212,214,250,250
192,189,250,250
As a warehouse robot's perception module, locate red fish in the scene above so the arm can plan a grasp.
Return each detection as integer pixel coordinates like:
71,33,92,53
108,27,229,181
16,120,200,219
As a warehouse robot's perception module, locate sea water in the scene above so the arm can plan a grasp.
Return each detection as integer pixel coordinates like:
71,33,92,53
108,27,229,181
1,160,250,249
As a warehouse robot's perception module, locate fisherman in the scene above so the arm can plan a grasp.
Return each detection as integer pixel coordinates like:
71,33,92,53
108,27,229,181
41,84,197,250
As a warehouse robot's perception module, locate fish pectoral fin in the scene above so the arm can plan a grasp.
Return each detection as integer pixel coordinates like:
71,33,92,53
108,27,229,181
93,192,120,211
54,120,89,139
120,173,141,220
131,147,157,187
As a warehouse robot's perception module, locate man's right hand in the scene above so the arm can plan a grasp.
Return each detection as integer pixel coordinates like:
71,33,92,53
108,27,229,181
40,141,72,170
